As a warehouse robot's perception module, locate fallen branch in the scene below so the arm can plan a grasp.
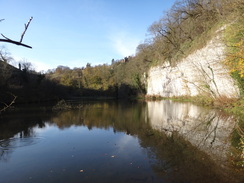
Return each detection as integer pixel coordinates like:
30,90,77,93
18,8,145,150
0,17,33,49
0,93,17,114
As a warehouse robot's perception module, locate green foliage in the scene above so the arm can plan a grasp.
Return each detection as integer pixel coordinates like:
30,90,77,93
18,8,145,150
47,54,150,98
224,15,244,97
231,128,244,168
231,71,244,96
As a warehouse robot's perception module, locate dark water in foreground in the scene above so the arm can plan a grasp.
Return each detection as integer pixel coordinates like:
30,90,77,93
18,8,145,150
0,100,243,183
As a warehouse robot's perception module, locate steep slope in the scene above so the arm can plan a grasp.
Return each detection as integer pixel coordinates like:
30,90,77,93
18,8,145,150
147,27,240,98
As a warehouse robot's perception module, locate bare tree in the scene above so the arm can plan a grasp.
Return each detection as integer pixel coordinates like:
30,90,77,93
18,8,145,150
0,17,33,48
19,59,34,72
0,47,13,63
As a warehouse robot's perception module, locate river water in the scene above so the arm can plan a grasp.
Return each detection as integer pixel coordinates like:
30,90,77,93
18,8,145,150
0,100,243,183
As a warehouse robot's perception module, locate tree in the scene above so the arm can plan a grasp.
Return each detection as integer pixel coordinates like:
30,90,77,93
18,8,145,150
20,59,34,72
86,63,91,68
0,47,13,63
0,49,14,86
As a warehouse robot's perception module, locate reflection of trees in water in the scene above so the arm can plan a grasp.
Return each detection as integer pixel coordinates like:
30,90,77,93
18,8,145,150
0,101,243,182
0,110,49,162
52,101,148,135
147,101,236,166
0,118,46,140
145,101,244,182
0,140,13,162
18,128,34,138
50,101,242,182
138,131,240,183
0,127,34,161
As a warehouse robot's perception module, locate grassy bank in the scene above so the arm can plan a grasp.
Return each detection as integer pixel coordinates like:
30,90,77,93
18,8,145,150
146,95,244,115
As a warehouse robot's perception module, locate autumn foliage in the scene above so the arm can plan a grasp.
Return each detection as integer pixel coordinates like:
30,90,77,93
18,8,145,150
225,23,244,78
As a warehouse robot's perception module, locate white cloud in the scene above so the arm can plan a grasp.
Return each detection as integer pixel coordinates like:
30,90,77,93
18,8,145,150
113,135,138,155
110,31,140,57
12,56,53,72
32,60,53,72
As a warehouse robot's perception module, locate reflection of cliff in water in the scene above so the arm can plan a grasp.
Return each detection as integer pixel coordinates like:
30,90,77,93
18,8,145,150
147,100,235,166
0,100,243,182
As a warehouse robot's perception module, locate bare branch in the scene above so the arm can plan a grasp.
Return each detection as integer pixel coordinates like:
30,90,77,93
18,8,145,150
0,17,33,49
1,33,12,41
20,16,33,43
0,38,32,48
0,93,17,114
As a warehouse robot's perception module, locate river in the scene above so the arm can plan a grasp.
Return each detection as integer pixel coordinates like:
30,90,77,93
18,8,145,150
0,100,243,183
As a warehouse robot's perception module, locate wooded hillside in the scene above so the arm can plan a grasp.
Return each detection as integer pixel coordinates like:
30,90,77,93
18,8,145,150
1,0,243,103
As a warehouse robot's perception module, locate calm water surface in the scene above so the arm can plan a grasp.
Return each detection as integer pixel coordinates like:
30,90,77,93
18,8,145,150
0,100,243,183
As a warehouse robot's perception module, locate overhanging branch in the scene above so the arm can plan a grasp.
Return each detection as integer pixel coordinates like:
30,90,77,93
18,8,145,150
0,38,32,48
0,17,33,49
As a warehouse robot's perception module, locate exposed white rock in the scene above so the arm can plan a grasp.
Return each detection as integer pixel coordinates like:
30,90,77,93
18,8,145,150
147,34,240,98
146,100,235,165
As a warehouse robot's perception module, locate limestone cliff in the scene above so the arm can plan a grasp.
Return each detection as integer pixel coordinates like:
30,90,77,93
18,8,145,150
147,29,240,98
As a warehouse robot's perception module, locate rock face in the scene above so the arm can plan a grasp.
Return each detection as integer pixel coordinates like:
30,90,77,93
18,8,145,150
147,33,240,98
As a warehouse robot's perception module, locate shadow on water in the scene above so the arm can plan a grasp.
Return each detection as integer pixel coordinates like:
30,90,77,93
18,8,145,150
0,100,243,182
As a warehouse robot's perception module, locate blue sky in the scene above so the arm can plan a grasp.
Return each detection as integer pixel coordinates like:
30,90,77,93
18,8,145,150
1,0,176,72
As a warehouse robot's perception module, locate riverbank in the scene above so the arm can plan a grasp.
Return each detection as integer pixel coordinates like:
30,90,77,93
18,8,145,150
145,95,243,115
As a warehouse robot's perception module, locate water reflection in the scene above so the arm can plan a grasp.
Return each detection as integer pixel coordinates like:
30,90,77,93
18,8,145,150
147,100,235,166
0,100,243,182
0,104,52,164
51,101,147,135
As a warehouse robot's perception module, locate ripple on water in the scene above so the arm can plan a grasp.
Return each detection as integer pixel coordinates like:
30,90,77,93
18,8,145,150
0,136,44,150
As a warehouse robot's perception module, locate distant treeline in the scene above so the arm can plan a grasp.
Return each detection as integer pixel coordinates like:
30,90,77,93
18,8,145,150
46,56,148,98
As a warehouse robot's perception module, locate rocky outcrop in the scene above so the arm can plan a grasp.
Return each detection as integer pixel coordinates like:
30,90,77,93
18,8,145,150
147,31,240,98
